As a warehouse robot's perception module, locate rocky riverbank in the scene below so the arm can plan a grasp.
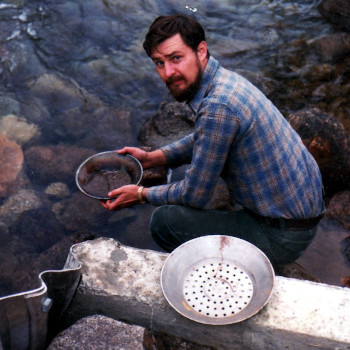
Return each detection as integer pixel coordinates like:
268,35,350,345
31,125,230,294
0,0,349,299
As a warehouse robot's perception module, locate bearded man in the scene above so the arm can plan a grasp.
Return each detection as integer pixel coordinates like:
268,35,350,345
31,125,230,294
101,14,325,266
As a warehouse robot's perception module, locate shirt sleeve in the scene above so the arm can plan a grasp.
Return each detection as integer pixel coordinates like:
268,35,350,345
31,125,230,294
145,103,239,208
161,133,195,168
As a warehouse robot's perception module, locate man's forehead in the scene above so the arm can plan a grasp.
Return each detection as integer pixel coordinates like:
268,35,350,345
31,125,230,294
150,33,189,59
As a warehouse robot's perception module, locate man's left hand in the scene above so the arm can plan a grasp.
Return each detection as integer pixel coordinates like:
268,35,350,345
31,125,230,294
100,185,139,210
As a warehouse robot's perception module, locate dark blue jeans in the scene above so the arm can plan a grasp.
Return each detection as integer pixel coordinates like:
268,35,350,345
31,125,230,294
150,205,318,266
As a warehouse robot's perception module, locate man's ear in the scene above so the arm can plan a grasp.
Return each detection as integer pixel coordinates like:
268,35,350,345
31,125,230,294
197,41,208,64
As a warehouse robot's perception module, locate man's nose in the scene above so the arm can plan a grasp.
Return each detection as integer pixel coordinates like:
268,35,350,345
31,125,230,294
164,62,176,78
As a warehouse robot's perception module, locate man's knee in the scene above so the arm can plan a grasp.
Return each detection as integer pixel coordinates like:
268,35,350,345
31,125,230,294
150,206,166,233
150,206,178,252
150,205,182,230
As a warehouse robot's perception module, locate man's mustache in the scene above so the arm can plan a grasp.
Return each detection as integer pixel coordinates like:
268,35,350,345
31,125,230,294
166,76,185,86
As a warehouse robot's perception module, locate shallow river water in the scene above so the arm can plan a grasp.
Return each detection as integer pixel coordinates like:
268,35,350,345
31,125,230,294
0,0,349,297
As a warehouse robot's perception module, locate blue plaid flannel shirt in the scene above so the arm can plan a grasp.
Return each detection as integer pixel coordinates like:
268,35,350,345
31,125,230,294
145,56,325,219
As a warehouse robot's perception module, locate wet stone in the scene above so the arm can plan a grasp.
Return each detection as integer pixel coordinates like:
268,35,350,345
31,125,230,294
138,97,195,149
309,33,350,62
13,208,66,253
0,114,41,145
0,221,9,246
48,315,145,350
7,235,83,295
82,170,131,198
0,189,44,227
326,191,350,230
45,182,71,198
0,95,21,116
287,108,350,198
53,192,107,232
0,135,24,198
209,36,261,57
235,69,279,99
25,145,95,185
318,0,350,31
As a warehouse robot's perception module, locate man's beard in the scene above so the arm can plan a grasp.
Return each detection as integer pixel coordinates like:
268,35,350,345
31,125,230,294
166,63,203,102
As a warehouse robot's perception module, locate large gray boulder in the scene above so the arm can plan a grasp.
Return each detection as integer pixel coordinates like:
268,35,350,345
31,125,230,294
318,0,350,32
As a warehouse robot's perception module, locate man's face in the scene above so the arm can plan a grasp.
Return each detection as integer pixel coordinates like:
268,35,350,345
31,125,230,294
150,33,208,102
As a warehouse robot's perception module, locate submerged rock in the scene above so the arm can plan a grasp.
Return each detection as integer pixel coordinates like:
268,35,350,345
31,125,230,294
318,0,350,32
27,73,102,113
52,192,107,231
0,246,19,294
13,208,66,253
62,106,135,150
326,191,350,230
0,114,41,145
235,69,279,99
45,182,71,198
287,108,350,199
25,145,95,185
0,189,44,227
309,33,350,62
0,221,9,246
209,35,261,57
0,95,20,116
0,135,24,197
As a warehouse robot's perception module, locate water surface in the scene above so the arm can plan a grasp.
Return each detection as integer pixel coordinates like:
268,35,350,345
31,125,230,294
0,0,348,297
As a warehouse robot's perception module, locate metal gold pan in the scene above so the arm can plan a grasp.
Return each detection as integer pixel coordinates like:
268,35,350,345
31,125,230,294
75,151,143,200
161,235,275,325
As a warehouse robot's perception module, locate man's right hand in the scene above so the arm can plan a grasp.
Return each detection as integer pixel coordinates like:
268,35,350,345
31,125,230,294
117,147,167,169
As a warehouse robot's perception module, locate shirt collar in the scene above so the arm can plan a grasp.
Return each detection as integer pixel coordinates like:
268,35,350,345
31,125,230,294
187,56,220,114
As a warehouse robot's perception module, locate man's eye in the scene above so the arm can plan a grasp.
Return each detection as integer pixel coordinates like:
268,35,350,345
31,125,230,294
155,61,164,67
173,56,181,61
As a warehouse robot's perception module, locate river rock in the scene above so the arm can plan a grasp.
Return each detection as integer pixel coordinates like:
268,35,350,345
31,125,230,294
235,69,279,99
0,114,41,145
52,192,107,232
0,246,20,296
48,315,145,350
26,73,104,141
0,189,45,227
0,94,20,116
209,35,261,57
141,166,169,187
345,236,350,262
27,73,102,113
318,0,350,32
45,182,71,198
62,106,135,150
7,233,92,296
287,108,350,199
1,38,46,83
25,145,95,185
302,63,333,82
309,32,350,62
138,97,195,149
19,96,50,125
13,208,66,253
0,134,24,197
0,221,9,246
326,191,350,230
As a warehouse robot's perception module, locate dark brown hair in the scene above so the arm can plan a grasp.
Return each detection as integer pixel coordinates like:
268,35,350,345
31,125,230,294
143,14,209,57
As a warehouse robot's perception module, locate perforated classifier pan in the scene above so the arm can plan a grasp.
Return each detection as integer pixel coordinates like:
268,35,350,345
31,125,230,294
161,235,275,325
